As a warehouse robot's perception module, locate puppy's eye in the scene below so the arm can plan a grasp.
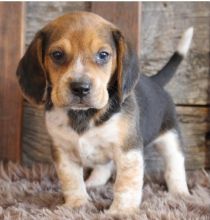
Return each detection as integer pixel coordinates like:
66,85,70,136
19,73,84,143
51,50,65,63
95,51,110,64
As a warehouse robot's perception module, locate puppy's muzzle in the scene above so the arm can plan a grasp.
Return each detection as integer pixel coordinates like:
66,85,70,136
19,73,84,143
70,81,91,98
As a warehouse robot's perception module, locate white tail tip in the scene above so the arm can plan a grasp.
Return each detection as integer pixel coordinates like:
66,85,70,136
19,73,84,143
177,27,194,57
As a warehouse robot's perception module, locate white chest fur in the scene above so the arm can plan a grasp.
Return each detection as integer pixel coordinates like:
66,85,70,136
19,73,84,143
45,107,121,167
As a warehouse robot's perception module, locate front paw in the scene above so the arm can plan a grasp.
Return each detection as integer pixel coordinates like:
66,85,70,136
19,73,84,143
166,178,190,196
107,204,139,215
64,195,91,208
169,187,190,197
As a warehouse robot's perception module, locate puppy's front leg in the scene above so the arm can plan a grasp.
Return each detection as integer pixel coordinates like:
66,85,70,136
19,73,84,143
52,147,90,207
109,149,144,214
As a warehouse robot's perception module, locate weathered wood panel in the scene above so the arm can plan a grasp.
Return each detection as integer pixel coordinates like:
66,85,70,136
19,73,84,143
177,106,210,169
22,102,52,165
91,2,141,51
0,2,24,161
25,2,90,46
141,2,210,105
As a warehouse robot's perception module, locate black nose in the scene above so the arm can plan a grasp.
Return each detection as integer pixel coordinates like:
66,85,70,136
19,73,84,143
70,82,90,98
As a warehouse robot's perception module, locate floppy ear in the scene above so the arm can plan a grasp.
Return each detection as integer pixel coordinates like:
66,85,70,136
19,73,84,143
112,30,140,102
16,31,47,105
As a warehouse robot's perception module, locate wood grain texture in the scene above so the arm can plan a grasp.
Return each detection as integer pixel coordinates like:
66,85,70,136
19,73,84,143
0,2,24,161
22,102,52,165
141,2,210,105
177,106,210,169
25,2,91,46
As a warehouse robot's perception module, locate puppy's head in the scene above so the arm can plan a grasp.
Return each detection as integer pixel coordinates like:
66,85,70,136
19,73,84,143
17,12,139,110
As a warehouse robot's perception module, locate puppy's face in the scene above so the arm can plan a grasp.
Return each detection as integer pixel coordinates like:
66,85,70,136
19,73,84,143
44,15,117,109
17,12,139,110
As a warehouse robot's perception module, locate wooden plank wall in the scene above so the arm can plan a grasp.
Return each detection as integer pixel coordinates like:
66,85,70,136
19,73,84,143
91,2,141,50
0,3,24,161
21,2,210,171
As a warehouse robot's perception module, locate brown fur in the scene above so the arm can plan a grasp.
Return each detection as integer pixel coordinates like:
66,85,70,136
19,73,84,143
110,150,144,213
44,27,117,108
16,11,144,213
114,32,126,101
52,147,89,207
17,12,119,110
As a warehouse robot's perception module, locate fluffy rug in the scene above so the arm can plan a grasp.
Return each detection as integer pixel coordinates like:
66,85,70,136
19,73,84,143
0,162,210,220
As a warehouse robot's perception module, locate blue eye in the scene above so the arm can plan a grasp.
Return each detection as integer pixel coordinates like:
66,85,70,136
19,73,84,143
96,51,110,64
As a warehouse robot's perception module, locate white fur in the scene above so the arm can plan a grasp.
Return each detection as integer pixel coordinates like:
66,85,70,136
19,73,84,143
79,114,121,166
154,130,189,195
61,57,84,82
85,161,114,187
45,107,78,149
177,27,193,57
46,108,122,167
74,57,85,74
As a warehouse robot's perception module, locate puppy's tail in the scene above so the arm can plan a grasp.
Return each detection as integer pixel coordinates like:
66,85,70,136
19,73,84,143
151,27,193,87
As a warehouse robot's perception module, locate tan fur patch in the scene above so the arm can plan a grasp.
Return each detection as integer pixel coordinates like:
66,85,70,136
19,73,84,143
115,35,126,100
52,147,89,207
110,150,144,213
42,13,118,109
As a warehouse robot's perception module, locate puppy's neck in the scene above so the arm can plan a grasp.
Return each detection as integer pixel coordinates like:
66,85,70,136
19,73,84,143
67,108,98,134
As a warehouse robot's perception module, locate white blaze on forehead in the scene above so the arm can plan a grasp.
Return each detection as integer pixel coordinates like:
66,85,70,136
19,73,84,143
62,56,85,80
74,57,85,73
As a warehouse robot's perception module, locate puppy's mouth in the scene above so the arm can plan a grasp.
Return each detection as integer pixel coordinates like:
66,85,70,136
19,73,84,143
69,96,92,110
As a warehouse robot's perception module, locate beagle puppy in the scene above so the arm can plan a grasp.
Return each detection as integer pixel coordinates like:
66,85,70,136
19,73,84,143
16,12,193,214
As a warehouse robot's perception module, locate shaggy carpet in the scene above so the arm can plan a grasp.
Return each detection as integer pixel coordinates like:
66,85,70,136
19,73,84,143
0,162,210,220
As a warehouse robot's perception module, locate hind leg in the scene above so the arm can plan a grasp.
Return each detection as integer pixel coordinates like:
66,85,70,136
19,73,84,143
154,129,189,195
85,161,113,188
